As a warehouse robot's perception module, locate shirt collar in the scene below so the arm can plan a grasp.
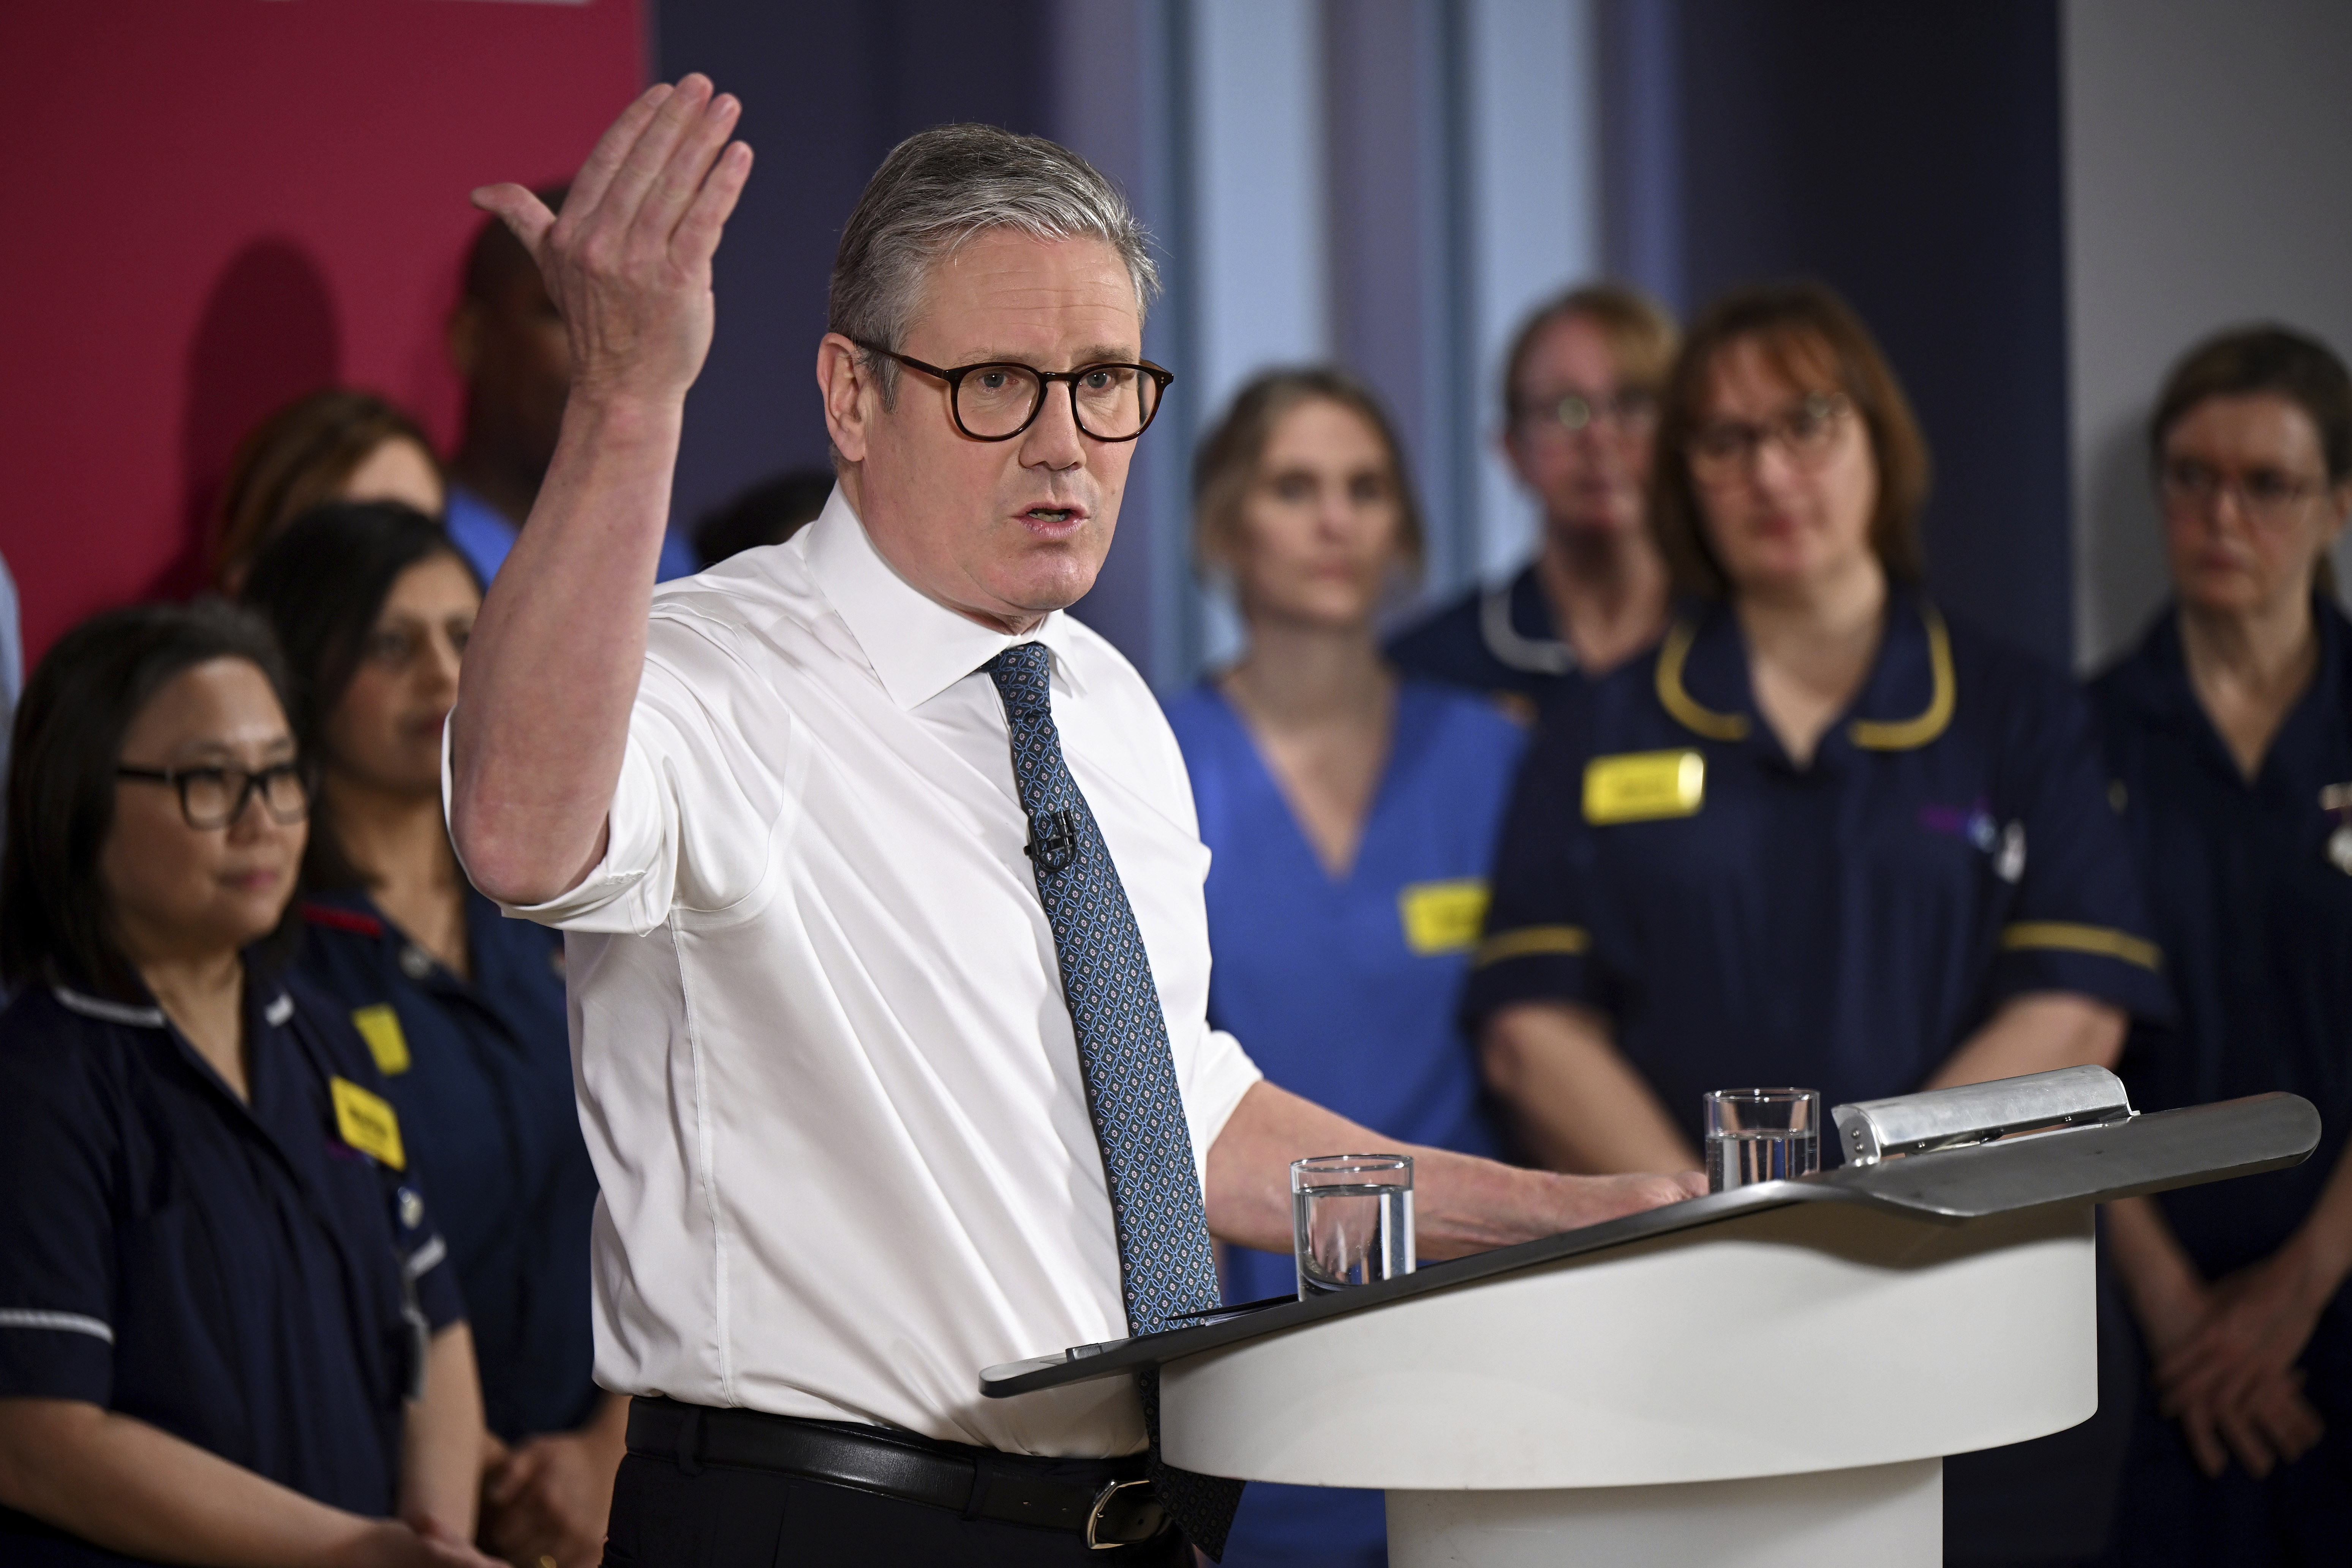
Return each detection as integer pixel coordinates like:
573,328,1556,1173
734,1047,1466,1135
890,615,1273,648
803,485,1088,711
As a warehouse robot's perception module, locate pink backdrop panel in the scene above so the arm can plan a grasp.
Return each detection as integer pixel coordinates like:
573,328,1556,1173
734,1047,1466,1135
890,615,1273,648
0,0,646,662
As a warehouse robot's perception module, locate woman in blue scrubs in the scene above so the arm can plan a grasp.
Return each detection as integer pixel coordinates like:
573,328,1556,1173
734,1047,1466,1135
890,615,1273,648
2092,326,2352,1565
1165,368,1526,1568
243,504,612,1568
1465,283,2170,1562
0,602,490,1566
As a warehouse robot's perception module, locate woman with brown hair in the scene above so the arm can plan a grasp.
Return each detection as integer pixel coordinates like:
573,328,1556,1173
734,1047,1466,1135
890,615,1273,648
1388,282,1677,714
212,389,446,592
1163,367,1532,1568
2091,326,2352,1563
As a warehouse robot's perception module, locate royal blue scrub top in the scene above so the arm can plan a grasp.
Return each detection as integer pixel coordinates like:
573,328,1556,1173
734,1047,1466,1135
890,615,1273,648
1387,563,1581,719
297,886,600,1444
1466,588,2172,1146
2091,597,2352,1560
1165,678,1524,1568
0,968,465,1559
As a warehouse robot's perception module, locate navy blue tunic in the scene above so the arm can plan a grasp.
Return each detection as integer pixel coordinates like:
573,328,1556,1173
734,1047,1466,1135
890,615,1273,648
0,970,464,1559
1386,564,1580,718
296,887,599,1443
1465,587,2171,1150
2090,599,2352,1562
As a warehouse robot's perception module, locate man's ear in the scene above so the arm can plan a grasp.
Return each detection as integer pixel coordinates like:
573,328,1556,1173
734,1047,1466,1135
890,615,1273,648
817,334,873,465
446,300,484,381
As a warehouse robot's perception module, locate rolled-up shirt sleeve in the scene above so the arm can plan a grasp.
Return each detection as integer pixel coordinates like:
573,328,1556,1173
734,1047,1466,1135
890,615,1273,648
449,617,786,936
1461,700,1607,1029
1984,672,2173,1024
0,1038,117,1404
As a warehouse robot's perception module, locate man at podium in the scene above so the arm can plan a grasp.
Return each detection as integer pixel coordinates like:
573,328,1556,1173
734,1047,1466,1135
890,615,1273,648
444,81,1699,1566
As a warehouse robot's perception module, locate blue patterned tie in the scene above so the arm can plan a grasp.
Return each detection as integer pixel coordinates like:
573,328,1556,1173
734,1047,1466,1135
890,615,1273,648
984,642,1245,1560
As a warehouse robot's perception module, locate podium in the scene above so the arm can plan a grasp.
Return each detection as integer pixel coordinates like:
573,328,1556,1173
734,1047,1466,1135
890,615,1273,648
983,1092,2318,1566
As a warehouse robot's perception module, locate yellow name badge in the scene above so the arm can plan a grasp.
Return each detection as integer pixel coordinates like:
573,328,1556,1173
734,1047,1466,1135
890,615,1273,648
349,1004,411,1076
330,1076,406,1170
1583,749,1706,825
1399,879,1490,955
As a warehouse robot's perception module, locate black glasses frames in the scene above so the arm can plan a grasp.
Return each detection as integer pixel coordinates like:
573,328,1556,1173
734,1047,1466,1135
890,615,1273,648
855,341,1174,444
117,762,312,831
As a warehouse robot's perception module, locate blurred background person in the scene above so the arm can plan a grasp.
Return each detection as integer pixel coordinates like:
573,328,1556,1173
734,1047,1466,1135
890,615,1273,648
2093,326,2352,1565
1164,367,1525,1568
690,467,834,569
1388,283,1677,717
444,191,694,586
210,388,447,594
0,601,490,1567
242,505,612,1568
1465,280,2171,1566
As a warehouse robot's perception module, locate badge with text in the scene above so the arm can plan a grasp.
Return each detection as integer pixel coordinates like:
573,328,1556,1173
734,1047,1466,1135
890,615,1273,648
1398,879,1491,955
1584,749,1706,825
349,1004,411,1076
2323,783,2352,875
330,1076,406,1169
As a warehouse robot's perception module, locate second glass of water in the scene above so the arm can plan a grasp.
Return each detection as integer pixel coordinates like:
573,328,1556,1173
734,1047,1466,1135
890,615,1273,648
1291,1154,1415,1299
1704,1088,1822,1192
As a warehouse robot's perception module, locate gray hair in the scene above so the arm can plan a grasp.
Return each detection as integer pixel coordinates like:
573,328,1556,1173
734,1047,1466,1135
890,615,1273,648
829,124,1159,404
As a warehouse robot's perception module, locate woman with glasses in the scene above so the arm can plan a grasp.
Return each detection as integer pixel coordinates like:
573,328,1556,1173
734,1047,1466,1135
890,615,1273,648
1389,283,1677,717
242,504,612,1568
1464,281,2170,1557
0,602,492,1566
2091,327,2352,1565
1163,368,1528,1568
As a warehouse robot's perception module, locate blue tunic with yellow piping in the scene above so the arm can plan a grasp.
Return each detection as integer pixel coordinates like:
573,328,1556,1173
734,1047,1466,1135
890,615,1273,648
1464,587,2171,1148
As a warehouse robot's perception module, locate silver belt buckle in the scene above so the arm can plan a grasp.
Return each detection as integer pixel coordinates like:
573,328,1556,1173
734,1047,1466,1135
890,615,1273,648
1085,1476,1155,1550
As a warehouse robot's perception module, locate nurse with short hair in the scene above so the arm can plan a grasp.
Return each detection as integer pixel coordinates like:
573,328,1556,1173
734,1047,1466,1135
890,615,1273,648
2093,325,2352,1565
1466,281,2170,1561
1164,367,1526,1568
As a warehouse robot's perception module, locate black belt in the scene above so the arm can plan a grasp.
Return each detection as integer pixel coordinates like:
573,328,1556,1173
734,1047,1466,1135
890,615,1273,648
626,1397,1172,1550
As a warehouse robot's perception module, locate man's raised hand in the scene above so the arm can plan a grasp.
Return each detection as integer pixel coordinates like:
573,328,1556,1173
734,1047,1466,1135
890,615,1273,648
471,75,752,410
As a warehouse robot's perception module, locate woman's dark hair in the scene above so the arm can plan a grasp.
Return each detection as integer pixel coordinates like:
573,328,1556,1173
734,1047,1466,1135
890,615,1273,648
2,601,299,999
1652,279,1932,598
2150,324,2351,599
1192,366,1426,578
240,501,479,893
211,388,444,590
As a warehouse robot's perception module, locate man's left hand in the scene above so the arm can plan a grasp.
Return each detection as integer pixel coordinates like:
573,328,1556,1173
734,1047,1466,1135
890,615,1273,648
2154,1246,2330,1432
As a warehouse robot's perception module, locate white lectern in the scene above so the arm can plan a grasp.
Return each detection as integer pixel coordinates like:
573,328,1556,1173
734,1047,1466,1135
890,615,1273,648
983,1092,2317,1567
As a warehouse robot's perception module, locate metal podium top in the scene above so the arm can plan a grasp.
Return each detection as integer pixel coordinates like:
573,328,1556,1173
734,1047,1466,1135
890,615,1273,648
978,1091,2318,1399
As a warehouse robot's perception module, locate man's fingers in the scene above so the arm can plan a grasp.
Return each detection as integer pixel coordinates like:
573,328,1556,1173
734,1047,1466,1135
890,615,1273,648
2218,1404,2276,1479
641,92,743,240
469,183,558,259
566,81,678,220
592,73,716,236
2180,1406,2229,1478
670,139,755,270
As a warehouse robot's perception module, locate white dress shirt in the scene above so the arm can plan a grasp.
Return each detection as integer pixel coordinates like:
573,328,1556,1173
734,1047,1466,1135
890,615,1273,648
466,488,1261,1457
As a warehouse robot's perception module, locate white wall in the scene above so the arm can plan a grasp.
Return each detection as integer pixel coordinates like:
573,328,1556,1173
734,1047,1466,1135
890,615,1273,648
2064,0,2352,667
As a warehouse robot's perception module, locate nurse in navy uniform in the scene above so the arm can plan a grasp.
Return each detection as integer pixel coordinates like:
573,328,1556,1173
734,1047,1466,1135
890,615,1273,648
0,603,491,1567
2092,326,2352,1566
1387,284,1678,716
1465,282,2171,1565
242,504,611,1568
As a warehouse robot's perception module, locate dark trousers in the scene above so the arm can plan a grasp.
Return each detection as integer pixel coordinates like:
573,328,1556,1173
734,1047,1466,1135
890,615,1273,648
602,1448,1194,1568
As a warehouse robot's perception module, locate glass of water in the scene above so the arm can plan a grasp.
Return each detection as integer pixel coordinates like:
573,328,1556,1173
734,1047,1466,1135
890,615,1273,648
1291,1154,1415,1299
1704,1088,1822,1192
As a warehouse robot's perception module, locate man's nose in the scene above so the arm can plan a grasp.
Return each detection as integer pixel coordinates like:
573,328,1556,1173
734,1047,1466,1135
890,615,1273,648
1020,384,1087,467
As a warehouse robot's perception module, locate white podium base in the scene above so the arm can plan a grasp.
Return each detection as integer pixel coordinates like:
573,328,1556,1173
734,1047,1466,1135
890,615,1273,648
1386,1457,1943,1568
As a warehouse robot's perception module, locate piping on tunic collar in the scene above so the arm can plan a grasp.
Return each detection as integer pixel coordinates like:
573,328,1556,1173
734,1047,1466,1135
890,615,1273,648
52,985,295,1030
1479,576,1577,676
1655,597,1957,751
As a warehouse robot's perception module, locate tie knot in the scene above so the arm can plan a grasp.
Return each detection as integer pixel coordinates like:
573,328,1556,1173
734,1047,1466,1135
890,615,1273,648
983,642,1054,719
